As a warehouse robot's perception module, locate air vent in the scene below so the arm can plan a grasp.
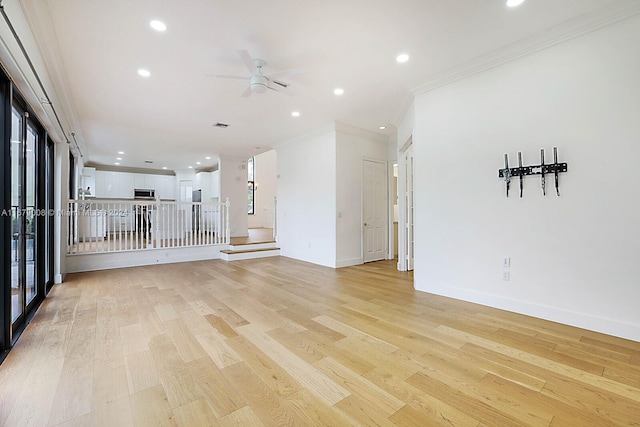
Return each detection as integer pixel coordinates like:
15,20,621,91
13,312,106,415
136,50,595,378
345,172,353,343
145,160,154,164
214,122,229,128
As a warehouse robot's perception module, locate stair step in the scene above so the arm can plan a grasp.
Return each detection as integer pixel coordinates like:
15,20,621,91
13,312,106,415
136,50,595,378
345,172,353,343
228,242,277,251
220,247,281,261
221,247,280,255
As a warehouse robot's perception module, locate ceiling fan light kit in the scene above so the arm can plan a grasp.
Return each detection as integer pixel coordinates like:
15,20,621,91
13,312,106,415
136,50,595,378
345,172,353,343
250,75,268,93
210,50,299,97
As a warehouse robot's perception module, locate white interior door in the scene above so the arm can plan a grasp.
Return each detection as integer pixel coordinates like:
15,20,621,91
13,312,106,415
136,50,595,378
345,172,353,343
363,159,387,263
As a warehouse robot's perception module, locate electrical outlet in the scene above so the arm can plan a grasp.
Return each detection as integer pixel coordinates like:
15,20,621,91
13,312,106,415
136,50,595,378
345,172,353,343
503,256,511,268
502,270,510,281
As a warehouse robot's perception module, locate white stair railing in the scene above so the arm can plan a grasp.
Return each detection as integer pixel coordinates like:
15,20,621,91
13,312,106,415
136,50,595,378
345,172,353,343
67,198,230,255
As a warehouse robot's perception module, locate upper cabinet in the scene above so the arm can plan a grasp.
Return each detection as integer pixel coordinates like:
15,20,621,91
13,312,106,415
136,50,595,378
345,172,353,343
94,171,176,199
210,170,220,199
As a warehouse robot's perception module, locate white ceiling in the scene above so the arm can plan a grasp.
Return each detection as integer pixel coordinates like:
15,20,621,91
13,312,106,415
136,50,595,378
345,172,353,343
23,0,622,171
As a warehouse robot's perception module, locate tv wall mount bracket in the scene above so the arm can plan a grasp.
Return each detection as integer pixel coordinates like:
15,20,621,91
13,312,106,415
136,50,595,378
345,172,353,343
498,147,567,197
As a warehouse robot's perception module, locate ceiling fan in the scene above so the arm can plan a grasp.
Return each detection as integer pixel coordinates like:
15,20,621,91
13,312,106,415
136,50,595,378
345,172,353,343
209,50,301,97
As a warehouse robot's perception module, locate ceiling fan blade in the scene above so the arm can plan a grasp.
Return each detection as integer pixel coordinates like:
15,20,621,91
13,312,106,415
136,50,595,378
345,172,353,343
237,50,256,73
206,74,248,80
267,80,294,96
265,67,304,80
241,86,253,97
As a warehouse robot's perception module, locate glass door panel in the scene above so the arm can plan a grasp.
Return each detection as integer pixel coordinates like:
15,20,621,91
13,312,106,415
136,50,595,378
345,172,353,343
10,108,23,322
25,124,37,305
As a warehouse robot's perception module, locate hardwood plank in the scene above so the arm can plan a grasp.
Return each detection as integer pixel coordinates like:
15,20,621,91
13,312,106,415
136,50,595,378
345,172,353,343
48,325,96,425
148,334,202,409
92,396,134,427
218,406,265,427
186,357,246,418
194,331,243,369
173,398,219,427
332,394,398,427
222,362,308,426
204,314,239,338
3,356,64,427
226,334,303,398
125,350,160,394
120,323,149,356
237,323,351,406
164,318,208,363
363,367,480,427
314,356,405,416
130,384,177,427
313,315,399,354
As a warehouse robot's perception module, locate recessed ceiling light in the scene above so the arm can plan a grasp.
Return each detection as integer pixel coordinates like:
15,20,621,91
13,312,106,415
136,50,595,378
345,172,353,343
334,88,344,96
162,166,168,170
150,20,166,31
196,161,201,165
506,0,525,7
205,156,211,160
188,166,193,169
118,151,124,155
115,162,120,166
138,69,151,77
396,53,409,63
116,157,122,160
291,111,300,117
379,126,386,130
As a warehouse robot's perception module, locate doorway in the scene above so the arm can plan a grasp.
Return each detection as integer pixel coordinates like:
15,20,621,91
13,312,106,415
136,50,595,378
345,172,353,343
402,144,414,271
363,159,387,263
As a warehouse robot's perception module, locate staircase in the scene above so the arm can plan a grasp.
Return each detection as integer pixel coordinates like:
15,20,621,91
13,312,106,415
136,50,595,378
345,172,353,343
220,228,280,261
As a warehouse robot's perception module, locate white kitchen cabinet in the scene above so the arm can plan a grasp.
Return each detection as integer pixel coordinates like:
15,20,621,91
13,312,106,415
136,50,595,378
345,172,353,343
134,173,146,189
157,175,175,200
95,170,106,197
101,171,119,198
92,171,176,200
210,170,220,199
144,174,159,191
117,172,135,199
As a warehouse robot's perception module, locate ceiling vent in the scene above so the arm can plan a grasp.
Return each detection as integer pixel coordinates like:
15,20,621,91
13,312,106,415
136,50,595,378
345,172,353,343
214,122,229,128
144,160,154,164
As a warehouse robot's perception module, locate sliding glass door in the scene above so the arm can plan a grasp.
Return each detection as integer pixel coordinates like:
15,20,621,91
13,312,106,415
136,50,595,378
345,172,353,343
1,76,54,356
10,106,40,329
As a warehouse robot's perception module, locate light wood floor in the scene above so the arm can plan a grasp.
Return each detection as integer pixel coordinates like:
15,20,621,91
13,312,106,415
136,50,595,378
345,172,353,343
1,257,639,426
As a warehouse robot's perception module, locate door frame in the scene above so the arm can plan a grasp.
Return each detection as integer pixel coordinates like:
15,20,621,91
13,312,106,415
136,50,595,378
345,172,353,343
397,137,414,272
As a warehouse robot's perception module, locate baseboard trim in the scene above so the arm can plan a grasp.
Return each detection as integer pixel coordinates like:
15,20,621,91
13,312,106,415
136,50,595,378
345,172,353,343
417,285,640,343
336,258,363,268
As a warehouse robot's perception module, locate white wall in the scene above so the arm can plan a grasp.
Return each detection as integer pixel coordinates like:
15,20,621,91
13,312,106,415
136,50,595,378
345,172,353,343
249,150,277,229
277,128,336,267
219,156,249,237
336,124,389,267
412,15,640,341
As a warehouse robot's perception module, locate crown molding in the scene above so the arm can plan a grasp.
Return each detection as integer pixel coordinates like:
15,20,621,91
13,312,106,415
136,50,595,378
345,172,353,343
413,1,640,96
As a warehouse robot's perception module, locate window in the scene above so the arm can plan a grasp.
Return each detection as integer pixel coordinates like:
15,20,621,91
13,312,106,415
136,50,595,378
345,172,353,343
248,157,255,215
